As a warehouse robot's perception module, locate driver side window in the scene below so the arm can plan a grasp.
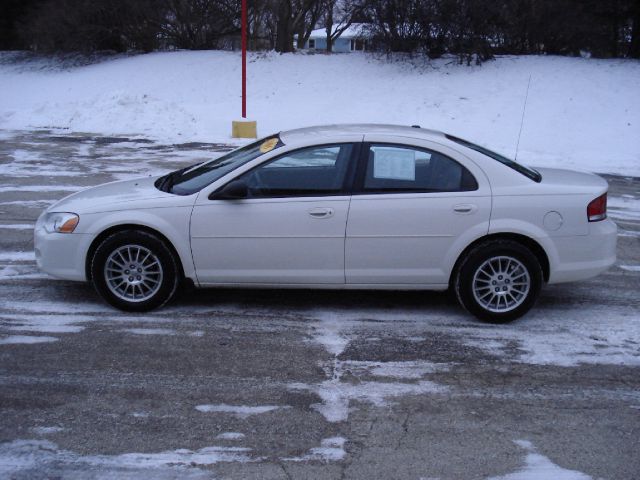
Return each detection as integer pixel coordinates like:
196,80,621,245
241,144,354,198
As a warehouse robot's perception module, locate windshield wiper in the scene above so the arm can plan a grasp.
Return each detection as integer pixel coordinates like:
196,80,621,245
156,166,191,193
155,172,173,193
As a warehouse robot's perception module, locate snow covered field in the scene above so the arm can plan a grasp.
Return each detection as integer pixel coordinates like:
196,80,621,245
1,51,639,175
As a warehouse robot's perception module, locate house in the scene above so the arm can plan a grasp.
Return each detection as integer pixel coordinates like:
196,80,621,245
299,23,368,53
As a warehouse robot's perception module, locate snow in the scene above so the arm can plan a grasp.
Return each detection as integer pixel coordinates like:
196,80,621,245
283,437,347,462
0,335,58,345
216,432,245,441
0,251,35,262
0,224,34,230
7,321,84,334
608,196,640,221
488,440,592,480
195,404,289,418
0,300,113,314
310,311,350,356
307,23,367,39
0,439,253,479
620,265,640,272
461,305,640,367
1,51,638,175
0,184,84,193
618,229,640,237
296,311,449,423
294,378,448,423
32,426,64,435
122,328,177,336
0,199,55,207
342,360,451,379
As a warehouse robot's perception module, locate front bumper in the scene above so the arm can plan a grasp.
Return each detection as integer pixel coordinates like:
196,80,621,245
34,222,91,281
548,218,617,284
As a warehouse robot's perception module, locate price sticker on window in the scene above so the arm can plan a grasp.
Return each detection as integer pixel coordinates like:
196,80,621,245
373,148,416,181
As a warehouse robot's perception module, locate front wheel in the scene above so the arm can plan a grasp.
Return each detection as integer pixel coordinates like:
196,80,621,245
455,240,543,323
91,230,180,312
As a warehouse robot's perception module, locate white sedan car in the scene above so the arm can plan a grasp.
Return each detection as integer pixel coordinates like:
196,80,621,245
35,125,616,322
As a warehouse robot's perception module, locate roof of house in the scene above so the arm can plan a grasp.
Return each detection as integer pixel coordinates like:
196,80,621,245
307,23,369,40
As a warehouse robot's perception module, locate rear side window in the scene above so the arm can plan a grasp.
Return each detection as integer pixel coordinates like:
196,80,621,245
361,144,478,193
446,134,541,182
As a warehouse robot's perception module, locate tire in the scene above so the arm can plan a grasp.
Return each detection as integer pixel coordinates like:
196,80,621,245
91,230,180,312
454,239,542,323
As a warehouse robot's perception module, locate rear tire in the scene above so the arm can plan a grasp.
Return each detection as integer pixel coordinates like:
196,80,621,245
454,239,542,323
91,230,180,312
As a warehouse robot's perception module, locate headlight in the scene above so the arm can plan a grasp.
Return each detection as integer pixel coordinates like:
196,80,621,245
43,212,79,233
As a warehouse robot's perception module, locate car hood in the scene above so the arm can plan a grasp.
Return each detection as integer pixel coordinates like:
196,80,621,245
46,176,183,214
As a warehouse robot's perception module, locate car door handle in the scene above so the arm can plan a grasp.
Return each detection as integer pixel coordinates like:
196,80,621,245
453,204,477,214
308,207,334,219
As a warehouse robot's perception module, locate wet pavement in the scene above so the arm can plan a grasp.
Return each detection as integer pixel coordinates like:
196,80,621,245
0,129,639,479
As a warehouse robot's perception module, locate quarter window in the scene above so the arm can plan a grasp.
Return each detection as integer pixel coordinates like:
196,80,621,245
363,145,477,193
241,144,354,198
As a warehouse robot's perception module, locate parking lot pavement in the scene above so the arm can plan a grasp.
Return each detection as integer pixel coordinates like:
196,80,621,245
0,129,639,479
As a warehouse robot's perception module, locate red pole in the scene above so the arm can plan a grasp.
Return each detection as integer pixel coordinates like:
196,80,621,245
241,0,247,118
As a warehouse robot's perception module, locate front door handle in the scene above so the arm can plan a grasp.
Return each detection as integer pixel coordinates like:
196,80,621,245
308,207,334,219
453,204,477,214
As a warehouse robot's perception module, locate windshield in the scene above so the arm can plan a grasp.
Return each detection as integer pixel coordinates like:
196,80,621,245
157,135,284,195
445,134,541,182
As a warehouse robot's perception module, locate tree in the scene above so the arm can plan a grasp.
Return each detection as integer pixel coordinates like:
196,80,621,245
20,0,165,53
162,0,240,50
323,0,368,53
270,0,322,53
0,0,45,49
364,0,430,54
630,0,640,57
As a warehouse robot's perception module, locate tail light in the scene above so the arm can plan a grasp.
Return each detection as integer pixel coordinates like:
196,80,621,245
587,193,607,222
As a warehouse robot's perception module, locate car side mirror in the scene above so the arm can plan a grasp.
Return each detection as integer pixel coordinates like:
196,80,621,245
210,180,249,200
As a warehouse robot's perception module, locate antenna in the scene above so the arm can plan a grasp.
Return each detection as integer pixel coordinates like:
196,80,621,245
514,75,531,162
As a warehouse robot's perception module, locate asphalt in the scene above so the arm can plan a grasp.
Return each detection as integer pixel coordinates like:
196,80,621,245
0,130,639,479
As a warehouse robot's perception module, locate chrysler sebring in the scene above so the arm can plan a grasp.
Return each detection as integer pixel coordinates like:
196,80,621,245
35,125,616,322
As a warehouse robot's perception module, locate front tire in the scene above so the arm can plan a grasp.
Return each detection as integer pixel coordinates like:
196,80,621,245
455,240,542,323
91,230,180,312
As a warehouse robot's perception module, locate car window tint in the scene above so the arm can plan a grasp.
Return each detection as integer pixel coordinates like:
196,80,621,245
169,136,283,195
445,134,541,182
243,144,353,198
363,145,477,193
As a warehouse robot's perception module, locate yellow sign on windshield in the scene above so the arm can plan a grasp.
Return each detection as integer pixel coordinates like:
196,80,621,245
259,138,278,153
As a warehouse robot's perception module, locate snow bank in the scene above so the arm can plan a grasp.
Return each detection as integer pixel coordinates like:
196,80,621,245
0,51,638,175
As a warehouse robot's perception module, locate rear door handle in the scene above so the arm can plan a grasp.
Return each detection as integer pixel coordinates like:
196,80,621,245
453,204,477,214
308,207,334,219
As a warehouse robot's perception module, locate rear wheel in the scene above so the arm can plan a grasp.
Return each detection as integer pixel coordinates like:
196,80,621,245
455,239,542,323
91,230,180,312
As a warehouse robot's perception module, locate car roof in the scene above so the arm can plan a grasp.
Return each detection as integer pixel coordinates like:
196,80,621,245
279,124,447,144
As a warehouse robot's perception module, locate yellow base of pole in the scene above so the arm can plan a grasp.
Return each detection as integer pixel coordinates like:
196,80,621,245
232,120,257,138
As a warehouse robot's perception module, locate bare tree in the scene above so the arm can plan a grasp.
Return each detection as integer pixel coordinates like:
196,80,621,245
271,0,321,53
630,0,640,57
323,0,368,52
162,0,240,50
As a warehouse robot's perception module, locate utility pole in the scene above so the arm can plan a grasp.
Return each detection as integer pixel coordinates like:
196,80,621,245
232,0,257,138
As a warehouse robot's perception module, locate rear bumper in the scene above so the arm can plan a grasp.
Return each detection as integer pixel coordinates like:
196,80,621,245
548,218,617,284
